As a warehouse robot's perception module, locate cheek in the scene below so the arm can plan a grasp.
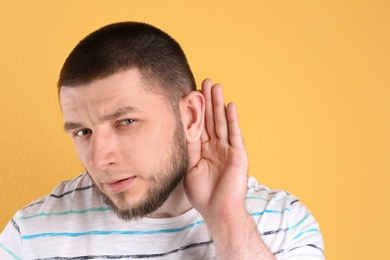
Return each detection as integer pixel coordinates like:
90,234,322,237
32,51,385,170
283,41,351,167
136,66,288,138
126,126,174,166
72,141,90,167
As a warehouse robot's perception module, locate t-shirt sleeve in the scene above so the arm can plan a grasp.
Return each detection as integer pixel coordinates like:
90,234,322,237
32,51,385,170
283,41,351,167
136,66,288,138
277,199,324,259
246,177,324,259
0,218,24,260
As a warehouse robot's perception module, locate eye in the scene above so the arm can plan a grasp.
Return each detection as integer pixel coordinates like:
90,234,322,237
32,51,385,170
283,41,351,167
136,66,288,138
75,129,92,137
118,119,135,125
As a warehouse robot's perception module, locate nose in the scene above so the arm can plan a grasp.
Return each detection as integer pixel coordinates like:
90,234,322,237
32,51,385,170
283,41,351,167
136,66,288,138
88,130,120,170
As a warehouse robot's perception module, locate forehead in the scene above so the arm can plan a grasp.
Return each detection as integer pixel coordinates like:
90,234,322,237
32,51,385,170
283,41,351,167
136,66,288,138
59,69,170,118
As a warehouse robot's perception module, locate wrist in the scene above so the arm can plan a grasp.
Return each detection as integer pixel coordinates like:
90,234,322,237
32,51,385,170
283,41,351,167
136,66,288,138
204,209,255,237
203,209,275,259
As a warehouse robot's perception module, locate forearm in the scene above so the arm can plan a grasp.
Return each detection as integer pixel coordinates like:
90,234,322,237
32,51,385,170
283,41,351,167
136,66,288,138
205,210,275,260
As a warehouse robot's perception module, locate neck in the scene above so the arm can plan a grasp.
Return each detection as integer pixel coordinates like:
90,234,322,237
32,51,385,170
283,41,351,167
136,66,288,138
147,181,192,218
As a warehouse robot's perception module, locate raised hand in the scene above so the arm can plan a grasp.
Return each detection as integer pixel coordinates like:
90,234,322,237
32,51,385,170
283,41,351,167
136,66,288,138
184,78,249,221
183,79,275,259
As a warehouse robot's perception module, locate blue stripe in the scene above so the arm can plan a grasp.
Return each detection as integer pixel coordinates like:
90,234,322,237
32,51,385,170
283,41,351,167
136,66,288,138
260,213,317,238
246,196,293,202
22,220,205,240
18,207,111,220
292,228,321,240
246,196,271,201
0,243,22,260
250,208,290,216
288,213,311,230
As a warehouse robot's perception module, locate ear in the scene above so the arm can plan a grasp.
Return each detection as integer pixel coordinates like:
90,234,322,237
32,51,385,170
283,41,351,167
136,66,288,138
179,91,205,143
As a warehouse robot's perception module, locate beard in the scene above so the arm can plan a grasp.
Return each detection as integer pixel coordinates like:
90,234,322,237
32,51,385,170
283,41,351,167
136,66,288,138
91,121,189,221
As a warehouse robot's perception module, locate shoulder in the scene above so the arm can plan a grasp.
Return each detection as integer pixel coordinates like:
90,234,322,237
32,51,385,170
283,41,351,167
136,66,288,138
0,173,102,258
245,176,299,215
13,173,102,225
246,176,324,258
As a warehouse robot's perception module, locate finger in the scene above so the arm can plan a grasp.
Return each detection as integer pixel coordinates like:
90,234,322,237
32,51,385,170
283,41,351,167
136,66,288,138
226,102,245,148
201,78,217,140
200,124,209,144
211,84,228,141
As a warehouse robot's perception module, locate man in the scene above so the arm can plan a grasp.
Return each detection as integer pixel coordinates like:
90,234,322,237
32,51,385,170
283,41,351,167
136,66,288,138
0,22,324,259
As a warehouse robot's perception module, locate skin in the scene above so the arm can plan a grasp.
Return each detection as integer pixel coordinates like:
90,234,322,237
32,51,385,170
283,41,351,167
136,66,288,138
60,69,275,259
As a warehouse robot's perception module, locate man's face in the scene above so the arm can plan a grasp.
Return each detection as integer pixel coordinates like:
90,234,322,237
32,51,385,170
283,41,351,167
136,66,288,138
60,69,189,220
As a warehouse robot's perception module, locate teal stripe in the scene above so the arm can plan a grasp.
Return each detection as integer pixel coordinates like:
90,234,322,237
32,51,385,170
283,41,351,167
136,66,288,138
0,243,22,260
288,213,311,230
250,208,290,216
287,213,321,240
22,220,205,240
246,196,269,201
246,196,293,202
292,228,320,240
18,207,111,220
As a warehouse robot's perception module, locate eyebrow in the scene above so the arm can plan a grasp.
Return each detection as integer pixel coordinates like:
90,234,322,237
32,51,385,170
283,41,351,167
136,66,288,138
99,106,141,121
63,106,142,132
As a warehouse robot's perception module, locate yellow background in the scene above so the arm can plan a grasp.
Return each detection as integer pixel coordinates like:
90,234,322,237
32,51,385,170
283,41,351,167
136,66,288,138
0,1,389,259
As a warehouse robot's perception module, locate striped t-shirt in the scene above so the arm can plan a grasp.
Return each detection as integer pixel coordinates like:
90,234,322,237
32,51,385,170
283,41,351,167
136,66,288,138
0,173,324,259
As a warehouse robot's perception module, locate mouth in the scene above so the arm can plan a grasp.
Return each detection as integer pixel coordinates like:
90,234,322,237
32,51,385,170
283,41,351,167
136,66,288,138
103,177,136,193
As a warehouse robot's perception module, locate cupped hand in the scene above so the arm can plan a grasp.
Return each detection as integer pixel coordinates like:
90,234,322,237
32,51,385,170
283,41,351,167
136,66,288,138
184,79,249,221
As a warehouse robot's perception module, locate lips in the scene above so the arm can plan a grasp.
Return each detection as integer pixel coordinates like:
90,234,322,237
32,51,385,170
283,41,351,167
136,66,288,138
103,177,135,193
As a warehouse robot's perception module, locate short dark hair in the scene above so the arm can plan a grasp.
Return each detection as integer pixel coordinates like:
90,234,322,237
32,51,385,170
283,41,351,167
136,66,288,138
58,22,196,106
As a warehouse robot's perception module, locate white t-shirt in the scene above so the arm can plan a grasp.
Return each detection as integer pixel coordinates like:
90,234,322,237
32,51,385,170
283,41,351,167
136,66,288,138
0,173,324,259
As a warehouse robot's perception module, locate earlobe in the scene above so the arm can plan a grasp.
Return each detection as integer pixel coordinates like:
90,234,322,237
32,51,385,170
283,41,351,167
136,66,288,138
180,91,205,143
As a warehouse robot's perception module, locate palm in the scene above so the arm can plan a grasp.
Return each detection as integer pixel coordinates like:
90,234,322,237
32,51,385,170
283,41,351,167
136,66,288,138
184,79,248,219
